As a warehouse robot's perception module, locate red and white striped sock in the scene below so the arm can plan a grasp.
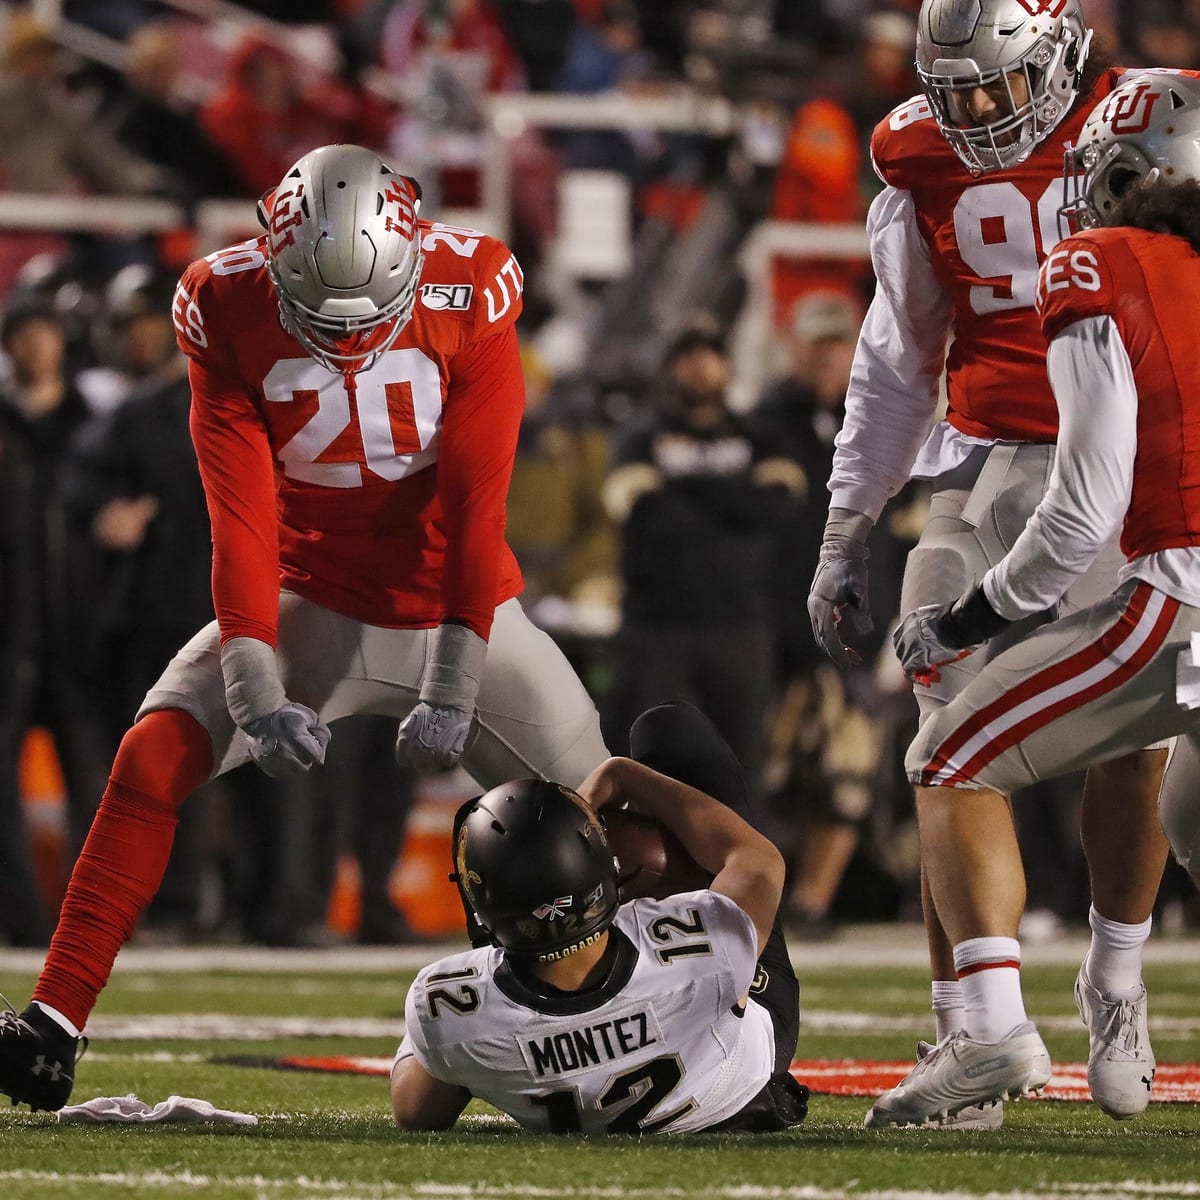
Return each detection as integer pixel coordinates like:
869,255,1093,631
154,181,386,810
953,936,1027,1043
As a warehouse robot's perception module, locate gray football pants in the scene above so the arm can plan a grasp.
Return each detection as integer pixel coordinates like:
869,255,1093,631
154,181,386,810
138,594,609,790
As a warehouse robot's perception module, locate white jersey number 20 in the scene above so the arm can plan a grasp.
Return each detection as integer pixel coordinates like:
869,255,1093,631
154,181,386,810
261,349,442,487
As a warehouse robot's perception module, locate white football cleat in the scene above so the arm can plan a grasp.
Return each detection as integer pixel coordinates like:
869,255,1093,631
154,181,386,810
1075,961,1155,1120
915,1040,1003,1130
864,1022,1050,1128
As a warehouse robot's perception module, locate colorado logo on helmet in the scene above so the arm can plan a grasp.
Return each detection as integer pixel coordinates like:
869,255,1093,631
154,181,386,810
421,283,473,311
533,896,572,920
539,929,604,962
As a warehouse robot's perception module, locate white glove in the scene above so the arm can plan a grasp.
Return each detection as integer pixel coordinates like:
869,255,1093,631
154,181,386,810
395,622,487,773
221,637,331,777
808,510,874,669
395,702,474,771
242,702,331,777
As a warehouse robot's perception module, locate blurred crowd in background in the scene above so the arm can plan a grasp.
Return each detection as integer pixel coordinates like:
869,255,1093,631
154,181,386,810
1,0,1199,951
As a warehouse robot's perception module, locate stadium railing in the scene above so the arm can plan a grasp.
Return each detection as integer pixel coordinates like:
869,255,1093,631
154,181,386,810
6,5,871,394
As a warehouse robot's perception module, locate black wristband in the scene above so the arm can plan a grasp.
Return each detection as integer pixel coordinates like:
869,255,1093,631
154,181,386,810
939,585,1012,649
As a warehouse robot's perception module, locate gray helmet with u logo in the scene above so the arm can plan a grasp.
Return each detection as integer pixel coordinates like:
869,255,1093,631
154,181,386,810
261,144,424,374
916,0,1092,173
1061,72,1200,232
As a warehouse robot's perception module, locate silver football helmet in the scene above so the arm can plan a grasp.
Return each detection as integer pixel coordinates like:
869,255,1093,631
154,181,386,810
261,144,423,374
916,0,1092,174
1061,72,1200,232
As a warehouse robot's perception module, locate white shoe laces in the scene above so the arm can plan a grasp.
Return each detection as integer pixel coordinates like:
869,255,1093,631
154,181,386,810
901,1033,959,1086
1096,994,1144,1061
0,993,33,1036
0,993,87,1064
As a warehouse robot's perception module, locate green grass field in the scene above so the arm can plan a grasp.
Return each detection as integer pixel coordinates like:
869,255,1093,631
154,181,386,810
2,931,1199,1200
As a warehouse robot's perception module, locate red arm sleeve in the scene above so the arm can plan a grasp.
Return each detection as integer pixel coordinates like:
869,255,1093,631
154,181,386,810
437,324,525,639
187,356,282,646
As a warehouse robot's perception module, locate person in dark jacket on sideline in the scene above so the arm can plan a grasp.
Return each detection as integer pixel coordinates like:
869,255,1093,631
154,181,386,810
601,319,804,830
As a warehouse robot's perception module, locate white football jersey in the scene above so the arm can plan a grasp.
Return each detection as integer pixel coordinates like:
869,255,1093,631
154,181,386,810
395,890,774,1134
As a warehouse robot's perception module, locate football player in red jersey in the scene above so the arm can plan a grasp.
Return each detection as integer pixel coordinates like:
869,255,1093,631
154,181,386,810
807,0,1195,1127
878,70,1200,1127
0,144,608,1112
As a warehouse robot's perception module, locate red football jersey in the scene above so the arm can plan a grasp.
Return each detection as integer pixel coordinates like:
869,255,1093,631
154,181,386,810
171,222,527,646
872,68,1135,444
1037,225,1200,560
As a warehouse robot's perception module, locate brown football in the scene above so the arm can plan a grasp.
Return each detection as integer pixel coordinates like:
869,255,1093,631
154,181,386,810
601,808,713,901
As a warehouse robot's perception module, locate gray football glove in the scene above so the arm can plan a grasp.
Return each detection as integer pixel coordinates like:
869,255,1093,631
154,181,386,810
808,510,874,669
243,702,331,777
892,585,1011,685
395,702,474,772
221,636,331,778
395,622,487,773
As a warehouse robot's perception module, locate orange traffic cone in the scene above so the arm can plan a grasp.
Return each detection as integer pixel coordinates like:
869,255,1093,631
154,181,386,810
18,727,69,918
391,780,471,939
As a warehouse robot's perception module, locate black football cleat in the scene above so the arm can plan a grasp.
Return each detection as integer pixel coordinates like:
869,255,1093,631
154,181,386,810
0,999,87,1112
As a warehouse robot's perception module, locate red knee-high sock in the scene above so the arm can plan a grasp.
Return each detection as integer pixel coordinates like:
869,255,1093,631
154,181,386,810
33,709,213,1029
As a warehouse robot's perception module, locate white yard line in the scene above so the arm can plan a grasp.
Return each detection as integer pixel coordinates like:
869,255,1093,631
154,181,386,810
5,923,1200,975
71,1009,1200,1041
82,1014,404,1039
2,1173,1199,1200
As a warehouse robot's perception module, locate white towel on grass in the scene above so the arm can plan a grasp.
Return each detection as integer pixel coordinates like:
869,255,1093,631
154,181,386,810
57,1094,258,1125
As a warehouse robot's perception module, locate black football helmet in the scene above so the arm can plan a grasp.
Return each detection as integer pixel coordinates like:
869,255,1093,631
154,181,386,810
452,779,620,962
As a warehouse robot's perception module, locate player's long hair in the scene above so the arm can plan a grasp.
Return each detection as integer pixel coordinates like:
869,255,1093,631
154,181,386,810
1114,180,1200,254
1076,38,1114,103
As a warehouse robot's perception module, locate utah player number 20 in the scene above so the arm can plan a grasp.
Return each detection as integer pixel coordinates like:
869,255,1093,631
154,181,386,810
261,348,443,487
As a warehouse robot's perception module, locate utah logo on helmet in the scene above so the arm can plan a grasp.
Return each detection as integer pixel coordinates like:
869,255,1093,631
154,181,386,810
260,144,425,374
1061,73,1200,232
916,0,1092,173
